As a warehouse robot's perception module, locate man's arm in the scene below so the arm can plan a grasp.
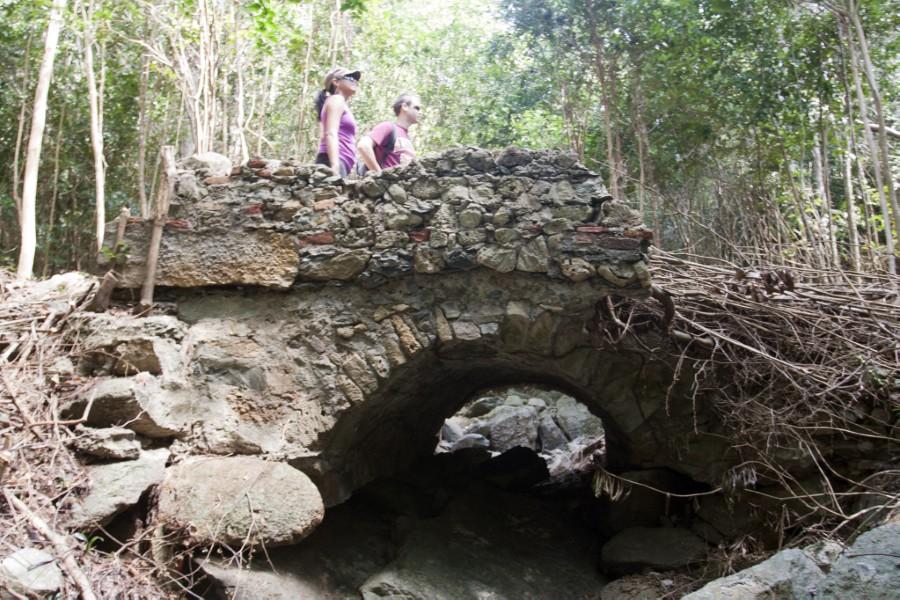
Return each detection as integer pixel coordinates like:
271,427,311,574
358,136,381,174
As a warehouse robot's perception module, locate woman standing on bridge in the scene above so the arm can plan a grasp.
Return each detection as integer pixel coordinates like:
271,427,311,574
314,67,360,177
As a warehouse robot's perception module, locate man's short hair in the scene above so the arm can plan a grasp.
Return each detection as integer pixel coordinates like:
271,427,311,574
393,93,418,116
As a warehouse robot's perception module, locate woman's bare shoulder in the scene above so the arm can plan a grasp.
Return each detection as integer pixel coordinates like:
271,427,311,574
324,94,346,112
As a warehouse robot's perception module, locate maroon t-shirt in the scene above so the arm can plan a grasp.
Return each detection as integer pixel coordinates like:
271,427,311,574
369,122,415,168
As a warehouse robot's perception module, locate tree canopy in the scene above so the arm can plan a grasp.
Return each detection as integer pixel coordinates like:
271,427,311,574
0,0,897,275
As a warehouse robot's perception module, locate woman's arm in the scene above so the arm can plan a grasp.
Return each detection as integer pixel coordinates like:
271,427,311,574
323,95,346,173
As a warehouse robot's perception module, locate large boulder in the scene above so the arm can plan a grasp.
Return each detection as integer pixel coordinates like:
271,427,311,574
683,548,825,600
819,523,900,599
472,405,540,452
68,448,170,528
601,527,708,575
553,396,604,440
64,375,196,438
103,225,300,289
157,456,324,547
684,522,900,600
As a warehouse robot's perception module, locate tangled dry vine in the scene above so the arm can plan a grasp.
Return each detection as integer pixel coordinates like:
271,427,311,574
595,249,899,542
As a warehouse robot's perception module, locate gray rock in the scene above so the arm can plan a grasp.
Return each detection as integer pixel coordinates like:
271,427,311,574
492,206,512,226
182,152,232,177
803,539,845,571
411,177,441,199
496,147,532,168
386,183,407,203
413,246,445,274
70,425,141,460
601,200,643,227
600,575,673,600
458,207,484,228
299,248,370,281
473,405,539,452
476,246,518,273
683,548,825,600
601,527,708,574
441,417,467,444
554,397,605,440
466,148,495,171
0,548,63,597
449,433,491,452
494,228,520,245
69,448,169,528
516,237,550,273
157,456,324,547
66,375,193,438
200,501,395,599
78,314,187,378
462,396,503,418
561,257,595,282
819,523,900,599
538,412,569,451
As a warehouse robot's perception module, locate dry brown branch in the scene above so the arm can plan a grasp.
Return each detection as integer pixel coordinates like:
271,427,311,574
592,248,898,539
0,270,174,598
3,489,98,600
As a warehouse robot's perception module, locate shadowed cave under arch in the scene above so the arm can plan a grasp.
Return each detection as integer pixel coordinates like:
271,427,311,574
303,330,731,506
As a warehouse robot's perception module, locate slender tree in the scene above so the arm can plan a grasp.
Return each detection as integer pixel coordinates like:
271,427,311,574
17,0,66,279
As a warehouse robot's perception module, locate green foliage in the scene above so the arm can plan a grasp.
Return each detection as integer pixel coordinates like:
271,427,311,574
0,0,896,274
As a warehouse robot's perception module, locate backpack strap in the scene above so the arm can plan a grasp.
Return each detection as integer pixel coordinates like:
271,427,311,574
375,124,398,167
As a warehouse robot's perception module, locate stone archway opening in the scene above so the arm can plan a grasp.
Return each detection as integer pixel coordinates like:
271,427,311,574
200,375,716,600
436,384,607,492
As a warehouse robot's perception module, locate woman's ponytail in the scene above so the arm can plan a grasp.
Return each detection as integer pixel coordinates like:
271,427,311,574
313,89,329,117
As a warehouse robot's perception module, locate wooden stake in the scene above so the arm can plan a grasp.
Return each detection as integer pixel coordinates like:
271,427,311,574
138,146,175,314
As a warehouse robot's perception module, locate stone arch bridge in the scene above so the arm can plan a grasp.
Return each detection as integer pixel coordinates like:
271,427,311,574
76,147,731,507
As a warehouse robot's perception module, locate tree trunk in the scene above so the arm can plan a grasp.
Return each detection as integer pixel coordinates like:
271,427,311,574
813,129,838,268
78,0,106,253
17,0,66,280
837,22,862,273
585,3,621,200
295,15,318,159
846,10,895,273
255,58,272,157
11,33,34,222
234,4,249,162
140,146,176,311
42,104,66,278
848,0,898,246
631,70,659,243
137,50,151,217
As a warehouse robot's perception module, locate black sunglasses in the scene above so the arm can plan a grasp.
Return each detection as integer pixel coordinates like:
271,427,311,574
340,75,358,83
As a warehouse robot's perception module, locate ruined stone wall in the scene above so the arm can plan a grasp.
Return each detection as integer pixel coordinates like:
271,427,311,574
102,147,652,292
70,147,742,533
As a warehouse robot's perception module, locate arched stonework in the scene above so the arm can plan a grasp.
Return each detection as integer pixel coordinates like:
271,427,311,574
72,148,727,507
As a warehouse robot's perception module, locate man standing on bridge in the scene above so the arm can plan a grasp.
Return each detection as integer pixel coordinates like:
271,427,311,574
357,92,421,175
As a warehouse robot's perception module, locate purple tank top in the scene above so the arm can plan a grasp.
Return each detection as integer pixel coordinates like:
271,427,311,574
318,106,357,171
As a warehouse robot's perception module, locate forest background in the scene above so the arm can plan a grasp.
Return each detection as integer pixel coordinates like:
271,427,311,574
0,0,897,278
